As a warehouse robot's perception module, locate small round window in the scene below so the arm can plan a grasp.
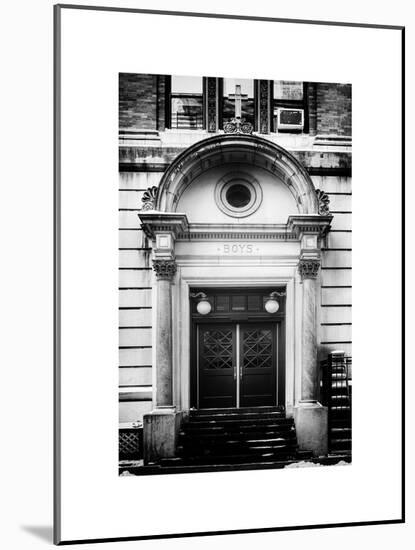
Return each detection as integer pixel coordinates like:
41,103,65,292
215,173,262,218
225,183,252,208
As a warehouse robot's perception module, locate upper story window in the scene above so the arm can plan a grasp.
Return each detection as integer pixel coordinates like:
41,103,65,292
222,79,254,128
273,80,306,132
171,76,203,130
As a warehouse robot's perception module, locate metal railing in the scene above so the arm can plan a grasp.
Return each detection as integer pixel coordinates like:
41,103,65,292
171,112,203,130
320,351,352,454
320,352,351,407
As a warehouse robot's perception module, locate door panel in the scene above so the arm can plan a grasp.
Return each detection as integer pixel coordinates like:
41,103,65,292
240,325,277,407
198,325,236,408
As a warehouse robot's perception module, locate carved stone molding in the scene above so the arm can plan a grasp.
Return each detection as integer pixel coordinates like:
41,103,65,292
315,189,330,215
223,118,254,135
206,78,218,133
141,186,158,211
156,134,320,214
258,80,271,134
153,259,177,281
298,258,320,280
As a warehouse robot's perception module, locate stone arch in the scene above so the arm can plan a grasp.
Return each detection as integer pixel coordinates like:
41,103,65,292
155,134,319,215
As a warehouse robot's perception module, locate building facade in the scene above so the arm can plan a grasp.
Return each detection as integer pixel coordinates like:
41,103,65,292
118,74,352,470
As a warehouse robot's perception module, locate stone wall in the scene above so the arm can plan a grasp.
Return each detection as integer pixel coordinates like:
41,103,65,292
311,175,352,359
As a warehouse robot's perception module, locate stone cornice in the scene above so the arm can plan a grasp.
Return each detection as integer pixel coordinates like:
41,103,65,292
138,212,189,240
177,223,297,242
287,215,333,238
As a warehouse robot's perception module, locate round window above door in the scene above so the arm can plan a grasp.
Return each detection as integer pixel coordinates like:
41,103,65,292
215,172,263,218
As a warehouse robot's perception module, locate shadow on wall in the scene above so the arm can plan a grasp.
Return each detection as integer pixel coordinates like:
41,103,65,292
20,525,53,544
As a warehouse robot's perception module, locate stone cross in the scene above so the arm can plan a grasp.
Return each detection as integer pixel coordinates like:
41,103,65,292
228,84,247,119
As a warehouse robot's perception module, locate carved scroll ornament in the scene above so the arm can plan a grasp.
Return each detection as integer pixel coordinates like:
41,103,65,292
223,118,253,135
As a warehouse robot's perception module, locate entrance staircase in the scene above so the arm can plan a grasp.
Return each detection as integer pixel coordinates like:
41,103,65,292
141,407,319,474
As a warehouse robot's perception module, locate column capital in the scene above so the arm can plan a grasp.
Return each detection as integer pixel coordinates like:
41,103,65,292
298,257,320,280
153,259,177,281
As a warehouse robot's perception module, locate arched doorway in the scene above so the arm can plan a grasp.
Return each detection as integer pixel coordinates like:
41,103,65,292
139,133,332,461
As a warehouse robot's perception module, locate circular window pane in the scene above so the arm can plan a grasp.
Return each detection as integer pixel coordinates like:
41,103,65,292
215,172,262,218
225,183,252,208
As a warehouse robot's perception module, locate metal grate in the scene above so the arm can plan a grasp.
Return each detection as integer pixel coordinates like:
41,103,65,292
202,329,233,369
243,329,273,368
119,427,143,460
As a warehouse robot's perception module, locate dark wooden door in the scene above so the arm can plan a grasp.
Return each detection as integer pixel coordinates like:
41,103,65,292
198,325,236,409
239,324,277,407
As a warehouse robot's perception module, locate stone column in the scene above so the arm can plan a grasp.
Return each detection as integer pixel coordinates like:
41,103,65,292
299,258,320,401
153,259,176,408
137,213,189,465
294,255,328,457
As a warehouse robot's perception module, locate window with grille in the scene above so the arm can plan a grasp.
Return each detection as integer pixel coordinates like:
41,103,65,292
170,75,203,130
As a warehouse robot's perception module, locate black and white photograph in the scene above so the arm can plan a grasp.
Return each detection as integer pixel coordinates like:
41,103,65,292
118,74,353,475
45,3,404,544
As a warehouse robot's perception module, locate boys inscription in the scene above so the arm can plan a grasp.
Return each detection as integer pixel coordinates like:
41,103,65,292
219,243,259,255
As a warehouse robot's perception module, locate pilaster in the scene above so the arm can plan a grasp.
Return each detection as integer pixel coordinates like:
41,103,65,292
255,79,272,134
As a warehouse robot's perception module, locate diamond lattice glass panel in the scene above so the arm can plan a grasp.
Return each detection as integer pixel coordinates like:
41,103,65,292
202,330,233,369
243,329,273,369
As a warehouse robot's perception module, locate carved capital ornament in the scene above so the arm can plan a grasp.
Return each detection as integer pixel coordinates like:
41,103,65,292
152,259,177,280
298,258,320,280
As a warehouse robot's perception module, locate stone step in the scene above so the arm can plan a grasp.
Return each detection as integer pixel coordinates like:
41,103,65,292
180,423,295,436
186,415,293,426
140,458,302,475
178,439,298,456
161,448,299,466
189,406,283,416
125,454,352,475
179,429,296,442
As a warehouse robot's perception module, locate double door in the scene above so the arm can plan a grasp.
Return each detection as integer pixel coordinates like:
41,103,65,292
197,323,281,409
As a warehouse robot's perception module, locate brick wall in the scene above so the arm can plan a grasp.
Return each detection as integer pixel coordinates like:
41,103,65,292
307,82,317,136
316,83,351,136
119,73,159,130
